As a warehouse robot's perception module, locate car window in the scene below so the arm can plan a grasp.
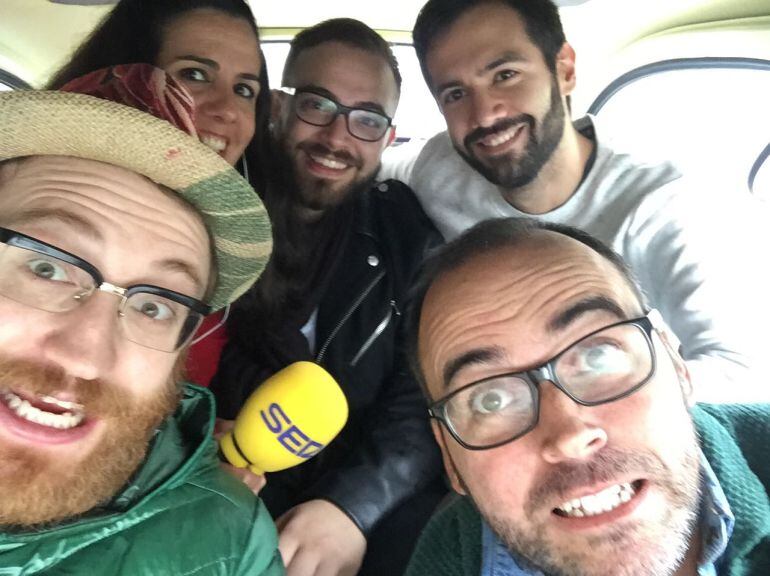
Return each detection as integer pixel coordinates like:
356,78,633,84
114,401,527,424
0,69,30,91
590,61,770,197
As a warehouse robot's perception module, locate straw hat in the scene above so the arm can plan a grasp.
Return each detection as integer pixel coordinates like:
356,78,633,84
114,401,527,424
0,64,271,311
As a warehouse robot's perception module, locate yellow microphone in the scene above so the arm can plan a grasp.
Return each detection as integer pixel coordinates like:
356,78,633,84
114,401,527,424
219,361,348,475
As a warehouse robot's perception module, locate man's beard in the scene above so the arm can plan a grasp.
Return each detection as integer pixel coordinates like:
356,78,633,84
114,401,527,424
280,140,378,213
0,356,179,529
454,435,702,576
455,75,566,191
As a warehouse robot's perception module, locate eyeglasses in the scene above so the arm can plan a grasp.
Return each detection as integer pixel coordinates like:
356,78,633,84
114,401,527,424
280,87,393,142
429,311,663,450
0,227,211,352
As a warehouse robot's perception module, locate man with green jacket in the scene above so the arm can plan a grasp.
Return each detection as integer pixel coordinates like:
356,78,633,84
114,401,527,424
0,64,282,574
404,217,770,576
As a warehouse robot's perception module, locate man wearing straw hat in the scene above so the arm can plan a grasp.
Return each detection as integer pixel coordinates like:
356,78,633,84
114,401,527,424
0,64,282,575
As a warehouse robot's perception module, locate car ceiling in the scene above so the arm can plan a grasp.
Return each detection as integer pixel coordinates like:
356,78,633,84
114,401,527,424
1,0,769,91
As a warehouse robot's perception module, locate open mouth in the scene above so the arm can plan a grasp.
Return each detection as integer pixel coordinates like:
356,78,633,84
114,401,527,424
476,123,526,149
1,389,85,430
200,133,228,153
553,480,645,518
308,153,349,171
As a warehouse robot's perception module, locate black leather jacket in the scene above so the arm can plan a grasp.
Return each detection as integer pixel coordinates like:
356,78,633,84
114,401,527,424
213,179,443,536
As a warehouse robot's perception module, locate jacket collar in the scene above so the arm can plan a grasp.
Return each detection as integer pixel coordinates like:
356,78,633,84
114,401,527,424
692,404,770,566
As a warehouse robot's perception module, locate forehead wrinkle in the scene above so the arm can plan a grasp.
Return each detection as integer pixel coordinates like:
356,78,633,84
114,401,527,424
420,243,639,391
4,208,102,243
1,159,209,290
29,188,201,257
420,269,527,390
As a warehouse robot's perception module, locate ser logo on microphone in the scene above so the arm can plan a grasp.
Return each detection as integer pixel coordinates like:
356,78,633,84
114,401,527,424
260,403,324,459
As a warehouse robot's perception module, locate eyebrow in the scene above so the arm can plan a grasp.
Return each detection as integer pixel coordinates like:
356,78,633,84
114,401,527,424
10,208,103,242
299,84,388,116
9,208,204,295
434,51,527,96
155,258,206,296
484,51,528,72
175,55,261,83
547,296,627,333
442,346,507,391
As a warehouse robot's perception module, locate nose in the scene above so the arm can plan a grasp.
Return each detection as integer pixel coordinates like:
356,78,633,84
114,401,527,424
318,112,351,148
197,83,239,124
470,90,507,129
537,381,608,464
41,292,120,382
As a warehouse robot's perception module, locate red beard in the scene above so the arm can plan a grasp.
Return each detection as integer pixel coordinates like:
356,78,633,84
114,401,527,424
0,355,179,528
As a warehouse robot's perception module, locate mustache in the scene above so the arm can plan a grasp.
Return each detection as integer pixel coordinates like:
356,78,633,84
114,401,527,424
464,114,534,149
0,356,137,419
298,142,361,168
525,448,666,514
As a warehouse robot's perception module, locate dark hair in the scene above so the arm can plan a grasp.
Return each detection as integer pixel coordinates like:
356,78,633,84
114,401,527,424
413,0,566,90
46,0,271,192
282,18,402,92
404,217,647,397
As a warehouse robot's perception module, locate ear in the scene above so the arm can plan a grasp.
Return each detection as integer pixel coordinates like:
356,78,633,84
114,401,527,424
555,42,577,97
657,329,694,406
385,125,397,147
431,421,466,495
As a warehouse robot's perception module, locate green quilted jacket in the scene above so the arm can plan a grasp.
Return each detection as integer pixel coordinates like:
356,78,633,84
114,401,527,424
406,403,770,576
0,384,284,576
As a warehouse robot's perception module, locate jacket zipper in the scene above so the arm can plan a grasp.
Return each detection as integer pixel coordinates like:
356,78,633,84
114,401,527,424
316,269,386,363
349,299,400,366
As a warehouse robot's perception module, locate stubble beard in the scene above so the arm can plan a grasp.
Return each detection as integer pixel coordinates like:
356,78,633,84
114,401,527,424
0,356,179,529
277,137,379,213
455,75,566,192
455,434,702,576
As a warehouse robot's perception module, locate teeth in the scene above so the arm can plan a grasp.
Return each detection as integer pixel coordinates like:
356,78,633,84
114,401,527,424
556,482,637,518
480,125,521,148
310,154,347,170
200,135,227,152
39,395,83,411
1,390,84,430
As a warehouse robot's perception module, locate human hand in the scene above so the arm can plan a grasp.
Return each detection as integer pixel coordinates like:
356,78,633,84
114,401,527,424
276,499,367,576
214,418,266,495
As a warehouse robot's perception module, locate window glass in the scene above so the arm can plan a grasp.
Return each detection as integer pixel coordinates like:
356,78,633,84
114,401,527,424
0,68,31,91
262,41,445,144
753,153,769,201
594,66,770,197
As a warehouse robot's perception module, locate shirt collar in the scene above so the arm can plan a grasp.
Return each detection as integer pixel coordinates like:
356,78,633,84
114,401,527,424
698,451,735,573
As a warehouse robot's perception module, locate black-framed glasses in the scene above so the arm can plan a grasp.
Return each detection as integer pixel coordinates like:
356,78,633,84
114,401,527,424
280,87,393,142
429,311,664,450
0,227,211,352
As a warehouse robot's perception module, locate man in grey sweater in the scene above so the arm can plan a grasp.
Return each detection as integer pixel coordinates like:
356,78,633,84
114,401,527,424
380,0,766,402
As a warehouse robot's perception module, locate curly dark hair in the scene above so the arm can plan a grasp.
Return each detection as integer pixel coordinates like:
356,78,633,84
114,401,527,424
413,0,566,91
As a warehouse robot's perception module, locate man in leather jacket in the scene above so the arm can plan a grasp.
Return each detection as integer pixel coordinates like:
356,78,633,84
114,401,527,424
210,18,445,576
